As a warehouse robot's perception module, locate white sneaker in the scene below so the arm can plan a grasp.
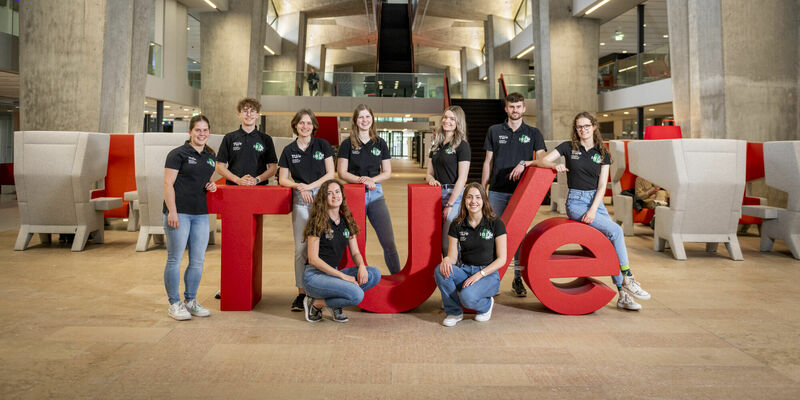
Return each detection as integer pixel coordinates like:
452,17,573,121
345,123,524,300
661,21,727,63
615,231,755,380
184,299,211,317
168,302,192,321
475,297,494,322
622,275,651,300
442,314,463,327
617,291,642,311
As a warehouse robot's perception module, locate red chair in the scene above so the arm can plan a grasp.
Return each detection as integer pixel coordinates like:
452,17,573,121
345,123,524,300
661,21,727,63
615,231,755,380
739,142,766,228
644,125,682,140
91,134,137,226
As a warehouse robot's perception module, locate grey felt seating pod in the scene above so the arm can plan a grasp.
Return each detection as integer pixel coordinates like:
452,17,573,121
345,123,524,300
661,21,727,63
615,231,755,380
628,139,747,261
742,141,800,259
14,131,122,251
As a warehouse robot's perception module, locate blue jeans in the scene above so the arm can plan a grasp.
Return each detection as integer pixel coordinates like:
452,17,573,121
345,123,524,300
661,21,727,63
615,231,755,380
364,183,401,274
565,189,625,286
302,265,382,308
292,188,318,289
440,186,463,257
163,213,209,305
434,264,500,315
488,190,521,279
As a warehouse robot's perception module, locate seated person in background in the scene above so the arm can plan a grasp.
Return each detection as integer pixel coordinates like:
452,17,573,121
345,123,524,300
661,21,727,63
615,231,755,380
635,176,669,208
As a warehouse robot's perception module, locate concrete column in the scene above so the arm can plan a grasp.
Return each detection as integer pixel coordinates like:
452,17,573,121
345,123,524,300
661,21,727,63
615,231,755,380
668,0,798,141
319,44,326,96
296,12,307,96
199,0,267,133
533,0,598,140
484,17,495,98
19,0,152,132
460,47,468,97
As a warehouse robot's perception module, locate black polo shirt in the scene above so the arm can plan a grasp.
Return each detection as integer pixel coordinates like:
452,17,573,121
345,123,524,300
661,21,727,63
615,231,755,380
430,140,470,185
484,121,546,193
555,141,611,191
216,126,277,185
337,137,390,178
162,142,216,215
448,216,507,267
316,217,353,268
278,137,333,184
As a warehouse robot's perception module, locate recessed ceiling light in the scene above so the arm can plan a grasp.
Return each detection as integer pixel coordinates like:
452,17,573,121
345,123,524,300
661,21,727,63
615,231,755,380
663,34,669,38
404,114,410,117
648,108,655,111
602,114,608,117
164,105,171,109
623,111,630,115
600,42,605,46
622,50,628,54
169,113,174,116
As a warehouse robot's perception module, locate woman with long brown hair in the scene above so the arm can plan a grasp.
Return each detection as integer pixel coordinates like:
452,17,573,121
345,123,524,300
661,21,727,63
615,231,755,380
426,105,470,256
434,182,507,327
301,179,381,323
162,115,218,321
538,111,651,311
278,109,335,312
337,104,401,274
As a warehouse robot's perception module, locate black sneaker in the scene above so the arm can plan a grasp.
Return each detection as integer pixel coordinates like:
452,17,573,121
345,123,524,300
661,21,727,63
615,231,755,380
291,293,305,312
331,307,349,323
512,276,528,297
214,289,221,299
303,296,322,323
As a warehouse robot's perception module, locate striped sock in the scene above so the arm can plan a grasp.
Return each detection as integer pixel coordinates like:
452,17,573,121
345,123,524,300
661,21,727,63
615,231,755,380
620,264,632,277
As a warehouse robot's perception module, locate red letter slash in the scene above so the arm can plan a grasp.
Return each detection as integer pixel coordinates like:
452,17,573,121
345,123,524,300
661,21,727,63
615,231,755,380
519,218,619,315
207,186,291,311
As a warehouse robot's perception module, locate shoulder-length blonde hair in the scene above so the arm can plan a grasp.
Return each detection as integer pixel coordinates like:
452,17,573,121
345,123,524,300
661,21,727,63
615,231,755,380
303,179,360,241
570,111,612,163
349,104,378,150
454,182,497,224
432,105,467,151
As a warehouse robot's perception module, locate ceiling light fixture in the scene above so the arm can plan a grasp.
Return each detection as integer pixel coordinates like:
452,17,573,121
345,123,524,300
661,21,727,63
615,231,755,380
204,0,217,9
516,45,534,59
263,45,275,55
663,34,669,38
585,0,610,15
643,60,654,65
648,108,655,111
602,114,608,117
622,50,628,54
600,42,605,46
614,30,624,41
623,111,630,115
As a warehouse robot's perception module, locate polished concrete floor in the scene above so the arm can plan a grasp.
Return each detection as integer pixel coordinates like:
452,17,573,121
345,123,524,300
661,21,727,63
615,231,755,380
1,160,799,399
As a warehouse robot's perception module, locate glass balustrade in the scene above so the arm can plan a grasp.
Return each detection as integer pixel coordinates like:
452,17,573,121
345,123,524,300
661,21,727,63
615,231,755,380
262,71,446,98
598,45,670,92
501,74,535,99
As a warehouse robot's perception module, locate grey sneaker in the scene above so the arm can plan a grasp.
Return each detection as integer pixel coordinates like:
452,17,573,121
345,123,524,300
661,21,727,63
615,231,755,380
291,293,306,312
331,307,349,323
622,274,651,300
442,314,463,327
303,296,322,323
184,299,210,317
168,302,191,321
512,276,527,297
475,297,494,322
617,290,642,311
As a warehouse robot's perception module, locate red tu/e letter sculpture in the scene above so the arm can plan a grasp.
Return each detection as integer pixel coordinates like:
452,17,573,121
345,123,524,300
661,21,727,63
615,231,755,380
208,167,619,314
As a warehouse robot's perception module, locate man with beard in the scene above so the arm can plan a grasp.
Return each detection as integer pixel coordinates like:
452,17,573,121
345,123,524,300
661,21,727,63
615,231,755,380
481,92,546,297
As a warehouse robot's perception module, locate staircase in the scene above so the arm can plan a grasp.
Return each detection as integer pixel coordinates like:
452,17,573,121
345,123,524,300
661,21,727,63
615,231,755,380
377,3,413,73
450,99,507,181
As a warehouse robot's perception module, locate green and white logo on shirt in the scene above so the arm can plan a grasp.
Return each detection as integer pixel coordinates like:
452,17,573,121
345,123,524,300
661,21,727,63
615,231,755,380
207,158,215,167
343,227,350,238
313,151,324,160
371,147,381,156
445,146,455,155
591,153,602,164
253,142,264,152
519,134,531,144
479,228,494,240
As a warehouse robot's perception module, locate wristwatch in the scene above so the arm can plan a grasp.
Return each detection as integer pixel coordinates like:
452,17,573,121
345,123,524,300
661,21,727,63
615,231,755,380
518,160,527,167
479,270,486,277
255,177,261,184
